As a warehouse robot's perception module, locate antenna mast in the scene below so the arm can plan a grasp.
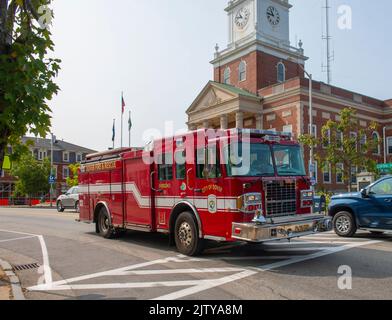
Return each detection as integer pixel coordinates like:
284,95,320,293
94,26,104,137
322,0,333,84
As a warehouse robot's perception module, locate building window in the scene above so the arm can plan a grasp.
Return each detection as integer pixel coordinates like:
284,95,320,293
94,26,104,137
0,170,4,178
283,125,293,134
359,134,367,153
372,132,380,155
52,166,58,179
63,167,69,179
277,62,286,83
336,131,343,150
322,129,331,149
76,153,82,162
63,152,69,162
323,162,331,184
309,124,317,138
238,61,247,82
351,166,357,184
336,163,344,184
350,132,358,150
312,161,318,184
38,150,47,161
223,67,231,85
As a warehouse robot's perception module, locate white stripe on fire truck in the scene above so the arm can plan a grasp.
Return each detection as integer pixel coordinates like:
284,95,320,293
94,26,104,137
79,183,237,211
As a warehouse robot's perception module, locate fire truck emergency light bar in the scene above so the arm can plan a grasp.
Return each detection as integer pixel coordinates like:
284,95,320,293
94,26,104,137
228,129,293,141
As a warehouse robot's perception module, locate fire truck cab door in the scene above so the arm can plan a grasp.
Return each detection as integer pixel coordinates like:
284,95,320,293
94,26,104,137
153,152,175,230
192,146,227,238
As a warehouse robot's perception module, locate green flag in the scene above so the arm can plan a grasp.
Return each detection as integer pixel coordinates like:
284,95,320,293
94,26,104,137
2,155,11,170
128,111,132,131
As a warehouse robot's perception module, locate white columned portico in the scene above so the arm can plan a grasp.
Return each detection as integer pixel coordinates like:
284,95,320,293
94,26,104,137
220,114,228,129
202,120,210,129
256,114,263,130
236,112,244,129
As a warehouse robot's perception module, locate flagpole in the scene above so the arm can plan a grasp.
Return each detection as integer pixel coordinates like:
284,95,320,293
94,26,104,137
129,111,131,148
112,119,115,149
121,92,124,149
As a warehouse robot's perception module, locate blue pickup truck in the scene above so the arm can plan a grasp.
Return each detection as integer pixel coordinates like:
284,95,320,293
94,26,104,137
328,176,392,237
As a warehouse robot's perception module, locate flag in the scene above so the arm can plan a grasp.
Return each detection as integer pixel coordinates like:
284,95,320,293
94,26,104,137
122,93,126,114
128,111,132,131
112,120,115,142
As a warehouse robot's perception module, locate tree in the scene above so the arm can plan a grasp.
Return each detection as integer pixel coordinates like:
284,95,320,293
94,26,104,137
300,108,378,192
0,0,60,166
11,152,50,203
66,163,80,187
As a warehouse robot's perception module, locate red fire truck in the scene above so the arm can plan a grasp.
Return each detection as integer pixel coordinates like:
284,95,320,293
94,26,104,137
78,129,331,256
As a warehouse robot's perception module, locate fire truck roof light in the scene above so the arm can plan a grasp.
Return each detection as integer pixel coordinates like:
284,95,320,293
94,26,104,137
228,129,292,139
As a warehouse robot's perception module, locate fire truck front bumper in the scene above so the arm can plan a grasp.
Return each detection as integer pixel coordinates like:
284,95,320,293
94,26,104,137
231,214,332,243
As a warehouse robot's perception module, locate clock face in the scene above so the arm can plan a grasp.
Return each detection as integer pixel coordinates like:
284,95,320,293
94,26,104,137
266,6,280,26
235,7,250,29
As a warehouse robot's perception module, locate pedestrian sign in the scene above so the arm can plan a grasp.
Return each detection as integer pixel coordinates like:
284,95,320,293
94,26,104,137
49,175,56,184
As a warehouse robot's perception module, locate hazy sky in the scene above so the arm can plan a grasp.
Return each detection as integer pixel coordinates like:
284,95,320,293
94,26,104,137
48,0,392,151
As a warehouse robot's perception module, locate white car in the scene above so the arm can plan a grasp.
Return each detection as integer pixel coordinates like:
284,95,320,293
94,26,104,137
57,187,80,212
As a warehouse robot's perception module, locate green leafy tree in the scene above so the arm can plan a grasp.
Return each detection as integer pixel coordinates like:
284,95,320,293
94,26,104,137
66,163,80,187
11,152,50,203
0,0,60,166
300,108,379,192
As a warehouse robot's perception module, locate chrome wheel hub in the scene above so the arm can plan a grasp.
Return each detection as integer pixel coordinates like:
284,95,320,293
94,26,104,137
336,216,351,233
178,222,192,246
100,215,109,232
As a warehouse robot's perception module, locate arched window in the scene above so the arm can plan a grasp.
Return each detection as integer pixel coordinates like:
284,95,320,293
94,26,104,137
223,67,231,84
238,61,247,82
277,62,286,83
372,132,380,155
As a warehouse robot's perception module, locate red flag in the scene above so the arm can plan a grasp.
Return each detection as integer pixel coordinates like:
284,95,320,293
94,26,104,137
122,94,126,114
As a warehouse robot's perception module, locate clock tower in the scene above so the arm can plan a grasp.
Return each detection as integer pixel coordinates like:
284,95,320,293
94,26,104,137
212,0,308,94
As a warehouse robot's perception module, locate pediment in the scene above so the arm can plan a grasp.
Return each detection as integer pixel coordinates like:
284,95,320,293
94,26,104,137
187,82,238,114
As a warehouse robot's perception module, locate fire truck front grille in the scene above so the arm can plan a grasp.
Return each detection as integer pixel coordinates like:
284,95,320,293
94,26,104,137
264,180,297,217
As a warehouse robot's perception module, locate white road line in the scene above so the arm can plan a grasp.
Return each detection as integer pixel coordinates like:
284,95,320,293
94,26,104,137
0,236,36,243
301,237,371,241
28,255,191,291
119,267,245,276
0,230,53,288
263,247,333,252
254,240,380,272
263,240,366,245
153,270,257,300
211,256,294,261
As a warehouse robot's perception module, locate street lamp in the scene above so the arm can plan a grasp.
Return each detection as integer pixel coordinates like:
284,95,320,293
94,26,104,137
288,57,314,188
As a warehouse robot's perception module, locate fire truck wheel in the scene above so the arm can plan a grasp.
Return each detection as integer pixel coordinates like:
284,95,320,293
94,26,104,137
97,208,116,239
174,212,204,256
56,201,65,213
333,211,357,237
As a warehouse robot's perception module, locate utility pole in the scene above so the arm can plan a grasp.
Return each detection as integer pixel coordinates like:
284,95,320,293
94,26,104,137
50,133,54,207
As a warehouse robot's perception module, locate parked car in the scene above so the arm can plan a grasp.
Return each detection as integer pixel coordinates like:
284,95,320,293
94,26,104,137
57,186,80,212
328,176,392,237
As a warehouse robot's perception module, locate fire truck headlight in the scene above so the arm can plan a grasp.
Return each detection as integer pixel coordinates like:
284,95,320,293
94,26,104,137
237,193,263,212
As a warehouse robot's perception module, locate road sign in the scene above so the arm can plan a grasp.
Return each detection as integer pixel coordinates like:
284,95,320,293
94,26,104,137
377,163,392,170
49,175,56,184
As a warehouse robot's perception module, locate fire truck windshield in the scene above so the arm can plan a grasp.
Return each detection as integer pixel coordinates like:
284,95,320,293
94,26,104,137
224,143,306,177
273,145,306,176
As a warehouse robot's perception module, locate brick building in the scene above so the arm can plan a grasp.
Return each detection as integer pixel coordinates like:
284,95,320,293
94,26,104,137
186,0,392,192
0,137,96,199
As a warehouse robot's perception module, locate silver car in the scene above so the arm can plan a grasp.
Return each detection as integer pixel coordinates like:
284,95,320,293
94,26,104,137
57,186,80,212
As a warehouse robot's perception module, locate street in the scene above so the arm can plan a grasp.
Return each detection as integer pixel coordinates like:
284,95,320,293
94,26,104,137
0,207,391,300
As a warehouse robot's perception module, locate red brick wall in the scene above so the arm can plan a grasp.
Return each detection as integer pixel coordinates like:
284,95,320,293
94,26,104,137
214,51,304,94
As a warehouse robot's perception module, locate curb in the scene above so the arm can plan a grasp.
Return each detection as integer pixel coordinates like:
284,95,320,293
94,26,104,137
0,259,25,300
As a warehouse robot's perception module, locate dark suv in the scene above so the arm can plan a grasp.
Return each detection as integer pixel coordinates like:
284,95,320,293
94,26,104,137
328,176,392,237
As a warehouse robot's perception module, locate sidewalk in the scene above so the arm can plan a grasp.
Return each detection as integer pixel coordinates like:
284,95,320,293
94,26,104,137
0,265,12,300
0,259,25,300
